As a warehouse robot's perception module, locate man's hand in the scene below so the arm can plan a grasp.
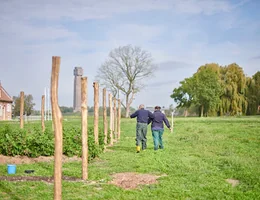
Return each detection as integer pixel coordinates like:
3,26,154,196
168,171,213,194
169,127,172,132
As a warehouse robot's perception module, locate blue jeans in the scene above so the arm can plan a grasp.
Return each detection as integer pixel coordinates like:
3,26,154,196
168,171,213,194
152,130,164,150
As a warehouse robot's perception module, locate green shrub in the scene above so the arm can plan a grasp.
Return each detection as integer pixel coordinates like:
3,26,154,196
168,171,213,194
63,126,104,160
26,127,54,157
0,124,104,160
0,125,29,156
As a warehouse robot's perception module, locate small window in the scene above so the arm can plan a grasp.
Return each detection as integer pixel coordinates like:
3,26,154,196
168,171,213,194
7,104,11,112
0,105,2,116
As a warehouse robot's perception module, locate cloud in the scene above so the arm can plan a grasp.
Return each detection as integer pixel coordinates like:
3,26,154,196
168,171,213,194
173,0,250,15
0,20,76,42
146,80,178,88
0,0,242,25
107,24,165,43
0,0,169,22
157,61,193,71
234,0,251,8
173,0,232,15
251,55,260,60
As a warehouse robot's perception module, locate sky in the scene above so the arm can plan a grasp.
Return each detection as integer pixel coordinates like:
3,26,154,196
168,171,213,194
0,0,259,110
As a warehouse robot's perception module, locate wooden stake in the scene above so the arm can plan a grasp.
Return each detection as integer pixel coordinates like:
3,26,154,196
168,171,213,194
51,56,63,200
117,99,121,140
171,112,174,133
109,93,113,145
103,88,107,145
113,98,117,141
20,91,24,129
81,77,88,180
41,95,45,132
93,82,99,144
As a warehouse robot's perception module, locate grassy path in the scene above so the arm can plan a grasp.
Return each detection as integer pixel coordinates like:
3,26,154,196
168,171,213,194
0,117,260,199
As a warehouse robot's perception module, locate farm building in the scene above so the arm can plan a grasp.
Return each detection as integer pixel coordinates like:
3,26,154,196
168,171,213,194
0,83,13,120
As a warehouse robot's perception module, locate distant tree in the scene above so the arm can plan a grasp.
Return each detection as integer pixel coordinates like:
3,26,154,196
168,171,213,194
88,106,94,113
59,106,73,114
12,94,35,116
163,104,175,117
32,110,41,115
246,71,260,115
170,77,193,117
171,63,222,117
171,62,258,116
192,65,222,117
96,45,156,117
219,63,247,115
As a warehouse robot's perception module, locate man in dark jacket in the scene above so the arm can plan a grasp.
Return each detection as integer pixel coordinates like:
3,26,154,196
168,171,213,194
130,104,154,153
148,106,171,150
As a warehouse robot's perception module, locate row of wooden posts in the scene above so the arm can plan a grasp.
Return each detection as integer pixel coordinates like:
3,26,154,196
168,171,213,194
18,56,121,200
19,85,121,145
19,85,121,146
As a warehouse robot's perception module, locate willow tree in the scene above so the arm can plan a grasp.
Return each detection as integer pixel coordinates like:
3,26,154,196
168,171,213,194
96,45,156,117
219,63,247,115
192,65,222,117
246,71,260,115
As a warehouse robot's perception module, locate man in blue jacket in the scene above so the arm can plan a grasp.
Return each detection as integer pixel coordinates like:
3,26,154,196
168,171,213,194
130,104,154,153
148,106,171,150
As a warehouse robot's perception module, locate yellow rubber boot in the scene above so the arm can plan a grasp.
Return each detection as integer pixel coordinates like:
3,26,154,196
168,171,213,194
136,146,141,153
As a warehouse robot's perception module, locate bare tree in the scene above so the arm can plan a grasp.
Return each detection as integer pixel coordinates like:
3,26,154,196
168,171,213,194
96,45,156,117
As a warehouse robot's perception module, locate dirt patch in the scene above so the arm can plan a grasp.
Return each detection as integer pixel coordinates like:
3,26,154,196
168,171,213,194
0,176,107,185
226,179,239,187
0,155,81,165
109,172,163,190
0,176,83,183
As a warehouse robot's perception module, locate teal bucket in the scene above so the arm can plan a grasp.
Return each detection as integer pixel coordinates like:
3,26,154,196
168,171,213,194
7,165,16,174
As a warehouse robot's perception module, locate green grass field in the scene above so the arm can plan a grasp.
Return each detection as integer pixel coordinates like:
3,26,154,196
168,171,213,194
0,117,260,200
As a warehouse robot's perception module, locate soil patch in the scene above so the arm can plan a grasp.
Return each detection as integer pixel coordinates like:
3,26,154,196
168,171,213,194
109,172,163,190
226,179,239,187
0,155,81,165
0,176,82,183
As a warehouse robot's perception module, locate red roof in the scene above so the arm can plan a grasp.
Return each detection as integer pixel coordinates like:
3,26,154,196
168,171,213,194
0,84,13,103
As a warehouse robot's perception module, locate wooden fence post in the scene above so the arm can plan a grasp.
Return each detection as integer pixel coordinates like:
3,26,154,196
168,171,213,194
20,91,24,129
93,82,99,144
103,88,107,145
113,98,117,141
171,112,174,133
51,56,63,200
117,99,121,140
81,77,88,180
41,95,45,132
109,93,113,145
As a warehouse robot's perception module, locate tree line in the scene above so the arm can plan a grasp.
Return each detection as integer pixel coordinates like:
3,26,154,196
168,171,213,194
12,99,136,117
12,45,259,118
171,63,260,116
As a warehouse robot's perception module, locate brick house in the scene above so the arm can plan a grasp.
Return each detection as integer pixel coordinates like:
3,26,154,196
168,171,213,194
0,83,13,120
